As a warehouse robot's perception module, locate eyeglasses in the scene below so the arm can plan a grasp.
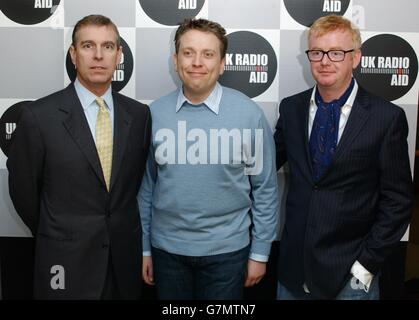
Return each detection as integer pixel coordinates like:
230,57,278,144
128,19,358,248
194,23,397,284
305,49,355,62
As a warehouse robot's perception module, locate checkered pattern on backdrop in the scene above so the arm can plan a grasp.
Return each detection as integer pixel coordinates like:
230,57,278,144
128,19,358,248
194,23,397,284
0,0,418,238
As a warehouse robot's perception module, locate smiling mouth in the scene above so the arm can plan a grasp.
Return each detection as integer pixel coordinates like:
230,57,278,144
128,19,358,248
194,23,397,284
189,71,205,75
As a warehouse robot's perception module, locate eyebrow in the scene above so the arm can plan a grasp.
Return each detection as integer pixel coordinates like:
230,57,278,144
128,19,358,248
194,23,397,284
181,47,216,52
79,40,93,45
79,40,116,46
102,41,116,46
310,47,346,50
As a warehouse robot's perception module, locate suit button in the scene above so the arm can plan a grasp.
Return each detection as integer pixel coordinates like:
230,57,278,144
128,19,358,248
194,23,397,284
314,185,319,190
102,243,109,249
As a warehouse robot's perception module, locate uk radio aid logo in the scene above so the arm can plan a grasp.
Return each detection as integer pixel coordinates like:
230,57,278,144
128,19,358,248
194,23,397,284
0,0,61,25
139,0,205,26
354,34,418,101
283,0,350,26
66,37,134,92
0,101,31,157
219,31,277,99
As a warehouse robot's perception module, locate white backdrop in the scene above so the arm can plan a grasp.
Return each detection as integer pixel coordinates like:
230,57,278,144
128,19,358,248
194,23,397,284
0,0,418,241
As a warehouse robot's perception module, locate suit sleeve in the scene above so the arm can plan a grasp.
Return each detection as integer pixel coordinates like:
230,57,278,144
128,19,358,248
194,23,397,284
142,105,151,152
137,130,156,254
357,108,413,274
274,101,287,170
7,105,45,236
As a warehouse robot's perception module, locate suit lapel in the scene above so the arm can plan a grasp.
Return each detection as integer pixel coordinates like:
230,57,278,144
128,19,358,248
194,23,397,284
109,93,132,191
317,87,371,182
60,84,107,188
298,86,370,183
297,90,315,183
332,87,371,162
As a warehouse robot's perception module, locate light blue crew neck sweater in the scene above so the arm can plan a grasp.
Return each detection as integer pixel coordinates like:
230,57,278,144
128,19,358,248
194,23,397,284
138,84,279,257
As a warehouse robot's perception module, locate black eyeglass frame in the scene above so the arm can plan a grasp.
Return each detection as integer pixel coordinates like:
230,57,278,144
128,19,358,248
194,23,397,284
305,49,355,62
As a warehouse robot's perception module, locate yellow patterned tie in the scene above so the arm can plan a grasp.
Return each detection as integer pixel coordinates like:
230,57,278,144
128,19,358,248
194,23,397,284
95,97,113,191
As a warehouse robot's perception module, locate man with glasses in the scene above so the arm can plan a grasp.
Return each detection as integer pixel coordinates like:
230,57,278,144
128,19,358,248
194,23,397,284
274,15,412,299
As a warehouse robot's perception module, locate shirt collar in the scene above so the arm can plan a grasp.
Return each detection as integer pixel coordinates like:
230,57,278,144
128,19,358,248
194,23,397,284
175,82,223,114
74,78,113,112
310,78,358,108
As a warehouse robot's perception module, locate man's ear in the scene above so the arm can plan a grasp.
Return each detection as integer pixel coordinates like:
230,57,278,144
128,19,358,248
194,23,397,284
352,48,362,69
173,53,178,72
116,46,123,66
69,45,77,68
219,57,226,76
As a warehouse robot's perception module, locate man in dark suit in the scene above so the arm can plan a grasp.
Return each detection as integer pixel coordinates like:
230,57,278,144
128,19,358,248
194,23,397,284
7,15,151,299
274,15,412,299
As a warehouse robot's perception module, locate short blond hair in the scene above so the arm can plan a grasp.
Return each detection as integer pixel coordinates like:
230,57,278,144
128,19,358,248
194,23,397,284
308,15,362,50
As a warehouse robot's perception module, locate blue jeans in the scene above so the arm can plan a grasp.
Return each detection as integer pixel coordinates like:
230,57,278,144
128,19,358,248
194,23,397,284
277,275,380,300
151,245,249,300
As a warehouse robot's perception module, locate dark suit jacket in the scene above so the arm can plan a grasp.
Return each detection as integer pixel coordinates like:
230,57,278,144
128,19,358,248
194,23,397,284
274,86,412,299
7,83,151,299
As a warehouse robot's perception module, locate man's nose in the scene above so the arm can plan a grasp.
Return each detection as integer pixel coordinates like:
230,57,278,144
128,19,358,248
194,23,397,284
320,52,332,65
192,54,203,66
94,47,103,59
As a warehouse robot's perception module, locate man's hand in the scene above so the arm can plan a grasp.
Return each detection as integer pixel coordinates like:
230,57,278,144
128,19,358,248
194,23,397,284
142,255,155,285
244,259,266,287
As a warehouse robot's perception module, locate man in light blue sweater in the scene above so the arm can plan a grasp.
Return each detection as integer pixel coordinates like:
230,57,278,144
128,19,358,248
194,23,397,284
138,18,279,300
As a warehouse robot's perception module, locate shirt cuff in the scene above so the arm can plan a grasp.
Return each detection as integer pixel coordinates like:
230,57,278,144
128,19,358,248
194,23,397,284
249,252,269,263
350,260,374,292
143,251,151,257
142,234,151,252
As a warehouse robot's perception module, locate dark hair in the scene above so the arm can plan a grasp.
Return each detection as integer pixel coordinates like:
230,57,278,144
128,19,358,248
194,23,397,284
72,14,121,47
174,18,228,58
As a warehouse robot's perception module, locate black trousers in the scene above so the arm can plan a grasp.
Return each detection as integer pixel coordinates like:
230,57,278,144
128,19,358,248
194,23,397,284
100,253,121,300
